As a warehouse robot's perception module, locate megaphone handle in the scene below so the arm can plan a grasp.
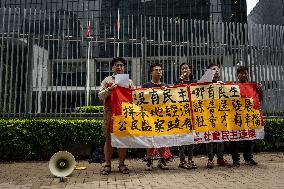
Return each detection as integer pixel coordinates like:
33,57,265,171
60,177,64,182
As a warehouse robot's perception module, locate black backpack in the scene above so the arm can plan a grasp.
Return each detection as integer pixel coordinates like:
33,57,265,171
89,147,105,163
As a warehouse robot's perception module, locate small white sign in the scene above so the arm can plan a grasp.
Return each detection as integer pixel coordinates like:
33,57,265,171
198,69,216,83
115,74,130,88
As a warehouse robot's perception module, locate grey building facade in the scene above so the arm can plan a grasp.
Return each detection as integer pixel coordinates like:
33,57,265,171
0,0,247,58
248,0,284,25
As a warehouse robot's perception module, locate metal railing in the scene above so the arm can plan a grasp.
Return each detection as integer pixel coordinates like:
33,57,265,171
0,8,283,117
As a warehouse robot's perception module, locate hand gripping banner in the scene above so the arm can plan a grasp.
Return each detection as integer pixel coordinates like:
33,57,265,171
110,83,264,148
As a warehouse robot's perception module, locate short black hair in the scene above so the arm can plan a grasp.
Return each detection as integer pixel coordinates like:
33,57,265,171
111,57,126,67
237,66,249,75
150,62,163,72
207,63,220,69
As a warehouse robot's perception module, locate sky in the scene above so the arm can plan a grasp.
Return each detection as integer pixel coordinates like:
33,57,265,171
247,0,260,15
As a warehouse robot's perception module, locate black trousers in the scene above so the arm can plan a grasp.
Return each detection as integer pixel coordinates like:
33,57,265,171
206,142,224,161
231,140,255,162
179,144,194,161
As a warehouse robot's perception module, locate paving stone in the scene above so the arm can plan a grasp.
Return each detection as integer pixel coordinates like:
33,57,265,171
0,153,283,189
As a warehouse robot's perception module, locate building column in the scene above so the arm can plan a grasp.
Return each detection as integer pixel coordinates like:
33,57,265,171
210,0,223,22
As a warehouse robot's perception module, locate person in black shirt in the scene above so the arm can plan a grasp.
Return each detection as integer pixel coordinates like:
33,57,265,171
143,63,169,171
175,63,197,169
230,66,261,167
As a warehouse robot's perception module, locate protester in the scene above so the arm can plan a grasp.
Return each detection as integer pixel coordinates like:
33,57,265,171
98,57,134,175
143,63,169,171
175,63,197,169
205,63,231,168
230,66,262,167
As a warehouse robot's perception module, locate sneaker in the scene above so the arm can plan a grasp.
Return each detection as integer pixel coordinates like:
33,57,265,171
179,161,193,169
245,159,258,166
217,159,231,167
207,160,214,169
145,158,153,171
157,158,169,170
233,160,240,167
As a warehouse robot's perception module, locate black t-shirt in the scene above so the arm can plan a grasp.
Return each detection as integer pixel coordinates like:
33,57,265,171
174,79,197,85
142,82,166,88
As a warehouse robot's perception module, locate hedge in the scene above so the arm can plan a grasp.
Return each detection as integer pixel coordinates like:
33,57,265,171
255,118,284,151
0,118,283,161
74,106,104,113
0,119,104,161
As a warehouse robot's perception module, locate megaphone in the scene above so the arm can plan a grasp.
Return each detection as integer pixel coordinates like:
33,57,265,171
49,151,76,182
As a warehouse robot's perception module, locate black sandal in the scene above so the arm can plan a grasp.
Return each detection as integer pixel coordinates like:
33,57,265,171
118,164,130,174
100,164,111,175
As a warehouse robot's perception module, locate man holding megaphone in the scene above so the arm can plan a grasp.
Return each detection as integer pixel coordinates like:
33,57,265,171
98,57,134,175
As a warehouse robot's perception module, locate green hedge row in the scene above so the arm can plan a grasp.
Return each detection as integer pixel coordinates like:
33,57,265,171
0,119,104,161
255,119,284,151
0,118,283,161
74,106,104,113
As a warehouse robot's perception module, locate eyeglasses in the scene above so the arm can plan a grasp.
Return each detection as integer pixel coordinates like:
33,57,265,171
153,68,163,72
114,63,124,67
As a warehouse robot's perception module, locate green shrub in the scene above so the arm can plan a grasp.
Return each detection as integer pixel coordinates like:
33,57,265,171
0,119,104,161
265,119,284,140
74,106,104,113
255,119,284,151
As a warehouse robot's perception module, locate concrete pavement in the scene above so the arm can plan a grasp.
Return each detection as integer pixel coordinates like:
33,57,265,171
0,152,283,189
